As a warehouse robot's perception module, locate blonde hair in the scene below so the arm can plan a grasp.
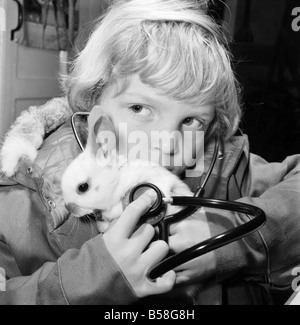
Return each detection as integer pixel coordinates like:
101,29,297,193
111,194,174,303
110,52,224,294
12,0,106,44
64,0,242,140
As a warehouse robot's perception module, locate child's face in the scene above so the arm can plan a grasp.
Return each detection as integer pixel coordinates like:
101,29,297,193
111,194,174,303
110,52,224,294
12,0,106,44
95,74,215,176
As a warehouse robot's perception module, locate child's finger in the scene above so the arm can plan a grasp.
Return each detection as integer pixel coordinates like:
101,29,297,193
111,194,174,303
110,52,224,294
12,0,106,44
141,240,169,268
130,223,155,253
167,233,182,253
149,270,176,295
174,271,190,285
114,191,157,238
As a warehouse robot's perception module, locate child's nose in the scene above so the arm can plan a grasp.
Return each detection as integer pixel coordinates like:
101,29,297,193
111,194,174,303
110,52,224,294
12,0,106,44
151,131,180,156
161,137,178,155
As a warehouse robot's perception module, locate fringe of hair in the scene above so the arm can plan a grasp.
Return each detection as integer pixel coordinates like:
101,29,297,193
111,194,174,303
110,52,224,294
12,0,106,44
63,0,242,140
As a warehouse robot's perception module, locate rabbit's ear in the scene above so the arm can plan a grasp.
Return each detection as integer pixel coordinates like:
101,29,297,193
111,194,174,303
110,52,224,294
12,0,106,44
87,112,117,163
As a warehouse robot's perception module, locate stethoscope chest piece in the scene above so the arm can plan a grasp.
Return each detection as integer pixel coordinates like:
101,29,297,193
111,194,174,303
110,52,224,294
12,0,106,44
122,183,167,227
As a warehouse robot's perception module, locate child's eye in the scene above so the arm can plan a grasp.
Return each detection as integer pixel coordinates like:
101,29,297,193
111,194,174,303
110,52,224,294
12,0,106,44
128,105,152,117
182,117,204,130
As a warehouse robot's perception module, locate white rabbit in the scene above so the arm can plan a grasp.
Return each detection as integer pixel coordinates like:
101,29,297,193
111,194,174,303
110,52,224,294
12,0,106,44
61,110,193,233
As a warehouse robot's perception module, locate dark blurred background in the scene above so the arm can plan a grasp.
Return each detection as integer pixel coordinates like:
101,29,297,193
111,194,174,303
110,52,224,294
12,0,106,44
210,0,300,162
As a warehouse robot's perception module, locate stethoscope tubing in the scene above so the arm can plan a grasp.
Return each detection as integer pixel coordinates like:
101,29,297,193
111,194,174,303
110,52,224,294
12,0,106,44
148,196,266,279
71,111,90,151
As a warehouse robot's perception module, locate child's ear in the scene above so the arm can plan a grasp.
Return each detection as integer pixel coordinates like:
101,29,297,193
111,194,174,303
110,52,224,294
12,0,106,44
87,113,117,162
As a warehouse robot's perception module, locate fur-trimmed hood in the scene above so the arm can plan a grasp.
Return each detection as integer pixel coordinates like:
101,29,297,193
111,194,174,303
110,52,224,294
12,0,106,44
0,97,73,178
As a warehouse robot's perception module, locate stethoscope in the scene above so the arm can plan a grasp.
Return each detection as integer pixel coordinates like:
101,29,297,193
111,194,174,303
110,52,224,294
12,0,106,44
71,112,266,280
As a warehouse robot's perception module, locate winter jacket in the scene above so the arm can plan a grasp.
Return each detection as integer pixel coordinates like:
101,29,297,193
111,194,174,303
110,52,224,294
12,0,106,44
0,100,300,305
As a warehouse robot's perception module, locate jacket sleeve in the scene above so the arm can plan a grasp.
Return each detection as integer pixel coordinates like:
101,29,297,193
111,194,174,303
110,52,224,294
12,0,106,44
206,153,300,287
0,235,138,305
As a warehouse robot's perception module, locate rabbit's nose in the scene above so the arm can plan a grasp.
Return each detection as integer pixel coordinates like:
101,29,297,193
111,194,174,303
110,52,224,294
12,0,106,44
93,209,103,221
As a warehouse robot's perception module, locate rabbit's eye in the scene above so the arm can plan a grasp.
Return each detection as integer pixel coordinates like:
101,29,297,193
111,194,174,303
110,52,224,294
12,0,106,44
77,182,89,194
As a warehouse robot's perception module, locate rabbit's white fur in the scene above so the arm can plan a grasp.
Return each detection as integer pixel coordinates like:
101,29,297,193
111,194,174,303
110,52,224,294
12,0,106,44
61,148,193,232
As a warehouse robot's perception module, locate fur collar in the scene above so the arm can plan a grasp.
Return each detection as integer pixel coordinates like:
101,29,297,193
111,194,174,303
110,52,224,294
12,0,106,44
0,97,72,178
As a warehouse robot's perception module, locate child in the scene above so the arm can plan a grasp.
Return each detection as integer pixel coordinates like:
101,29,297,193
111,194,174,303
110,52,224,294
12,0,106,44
0,0,300,305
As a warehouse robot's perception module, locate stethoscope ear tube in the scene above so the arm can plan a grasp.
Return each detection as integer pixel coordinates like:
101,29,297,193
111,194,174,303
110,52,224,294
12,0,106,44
147,197,266,280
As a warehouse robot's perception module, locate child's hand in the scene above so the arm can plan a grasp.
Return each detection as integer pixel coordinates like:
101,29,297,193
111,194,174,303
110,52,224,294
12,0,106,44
103,191,176,297
168,208,216,284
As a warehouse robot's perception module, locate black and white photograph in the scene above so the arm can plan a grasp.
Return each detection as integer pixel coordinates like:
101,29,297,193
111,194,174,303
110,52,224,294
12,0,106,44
0,0,299,308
